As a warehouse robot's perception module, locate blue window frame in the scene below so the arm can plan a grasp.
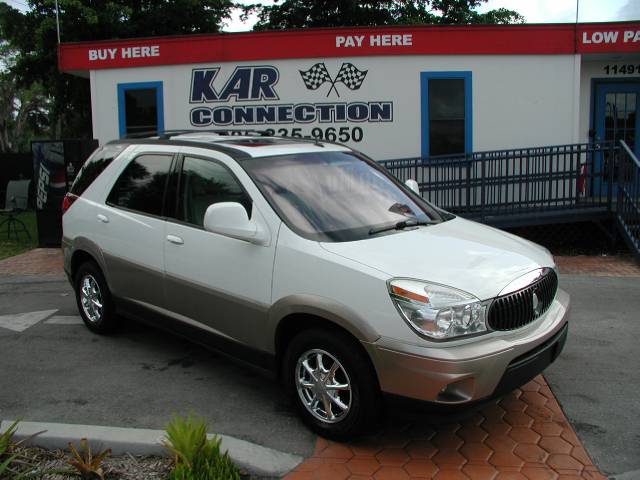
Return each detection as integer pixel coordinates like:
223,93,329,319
420,71,472,158
117,81,164,138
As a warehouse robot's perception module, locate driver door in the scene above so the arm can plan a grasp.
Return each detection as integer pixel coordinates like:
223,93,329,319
163,152,276,349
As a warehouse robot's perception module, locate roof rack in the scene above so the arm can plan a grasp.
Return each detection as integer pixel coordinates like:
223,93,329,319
123,128,332,147
123,129,274,140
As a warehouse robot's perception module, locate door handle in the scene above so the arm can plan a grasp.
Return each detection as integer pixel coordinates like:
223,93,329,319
97,214,109,223
166,235,184,245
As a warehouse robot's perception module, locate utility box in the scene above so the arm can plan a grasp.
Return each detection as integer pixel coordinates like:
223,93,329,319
32,139,98,247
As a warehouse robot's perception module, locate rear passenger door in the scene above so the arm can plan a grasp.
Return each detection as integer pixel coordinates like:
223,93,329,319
97,146,174,308
163,152,276,348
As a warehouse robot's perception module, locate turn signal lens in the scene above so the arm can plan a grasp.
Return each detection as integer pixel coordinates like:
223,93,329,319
388,279,487,340
390,285,429,303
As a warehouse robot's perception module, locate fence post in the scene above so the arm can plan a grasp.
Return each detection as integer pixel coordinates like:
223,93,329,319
466,154,471,214
480,154,486,221
607,142,615,211
617,142,625,215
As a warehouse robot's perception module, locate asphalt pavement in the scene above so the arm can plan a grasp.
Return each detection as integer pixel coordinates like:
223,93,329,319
0,275,316,457
0,273,638,475
544,274,640,477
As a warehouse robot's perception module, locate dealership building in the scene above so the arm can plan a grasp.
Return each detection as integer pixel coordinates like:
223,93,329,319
58,21,640,161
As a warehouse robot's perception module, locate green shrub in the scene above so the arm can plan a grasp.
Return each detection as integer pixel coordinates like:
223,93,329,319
164,415,240,480
0,420,20,478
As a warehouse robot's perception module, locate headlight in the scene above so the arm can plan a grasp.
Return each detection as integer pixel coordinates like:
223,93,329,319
388,279,488,340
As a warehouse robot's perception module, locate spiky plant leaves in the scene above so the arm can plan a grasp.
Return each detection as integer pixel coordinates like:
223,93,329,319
67,438,111,480
164,415,240,480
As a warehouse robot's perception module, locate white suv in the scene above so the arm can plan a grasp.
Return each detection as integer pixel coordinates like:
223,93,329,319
62,132,569,438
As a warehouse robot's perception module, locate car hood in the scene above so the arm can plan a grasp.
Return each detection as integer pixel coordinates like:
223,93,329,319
320,217,554,300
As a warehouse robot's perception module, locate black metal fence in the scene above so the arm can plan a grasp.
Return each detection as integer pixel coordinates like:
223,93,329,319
380,140,640,259
0,152,33,206
380,142,618,223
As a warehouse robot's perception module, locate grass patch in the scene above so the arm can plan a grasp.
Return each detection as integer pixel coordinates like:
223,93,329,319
0,211,38,261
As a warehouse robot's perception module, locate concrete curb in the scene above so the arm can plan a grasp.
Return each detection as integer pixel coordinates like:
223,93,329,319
0,420,302,478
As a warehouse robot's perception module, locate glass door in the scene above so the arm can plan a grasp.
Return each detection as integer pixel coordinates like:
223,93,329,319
593,81,640,196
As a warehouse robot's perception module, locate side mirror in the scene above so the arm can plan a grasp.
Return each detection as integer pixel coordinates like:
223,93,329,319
405,179,420,195
203,202,268,245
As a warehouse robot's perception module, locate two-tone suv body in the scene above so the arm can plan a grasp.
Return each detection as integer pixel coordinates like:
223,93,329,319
62,132,569,438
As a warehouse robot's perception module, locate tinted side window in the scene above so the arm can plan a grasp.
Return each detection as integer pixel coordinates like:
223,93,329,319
177,156,252,227
70,144,127,196
107,154,173,216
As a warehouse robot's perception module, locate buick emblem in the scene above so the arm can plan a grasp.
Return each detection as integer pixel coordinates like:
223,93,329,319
532,290,541,316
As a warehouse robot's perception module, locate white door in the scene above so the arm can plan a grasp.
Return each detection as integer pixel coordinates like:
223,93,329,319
95,148,174,308
163,151,277,349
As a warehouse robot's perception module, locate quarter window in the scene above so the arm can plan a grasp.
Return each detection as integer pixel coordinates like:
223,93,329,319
70,144,127,196
107,154,173,216
176,156,252,227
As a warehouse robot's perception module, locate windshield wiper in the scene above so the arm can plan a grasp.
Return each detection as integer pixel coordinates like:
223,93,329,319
368,218,436,236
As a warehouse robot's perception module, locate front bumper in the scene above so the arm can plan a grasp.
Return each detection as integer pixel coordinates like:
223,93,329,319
364,288,570,404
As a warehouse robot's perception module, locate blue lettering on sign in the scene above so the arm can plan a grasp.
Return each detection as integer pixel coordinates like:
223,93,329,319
190,102,394,127
190,66,279,103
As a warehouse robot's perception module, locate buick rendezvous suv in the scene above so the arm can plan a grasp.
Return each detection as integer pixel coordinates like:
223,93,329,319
62,131,569,438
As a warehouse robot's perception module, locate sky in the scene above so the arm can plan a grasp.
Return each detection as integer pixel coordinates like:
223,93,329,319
1,0,639,31
224,0,640,31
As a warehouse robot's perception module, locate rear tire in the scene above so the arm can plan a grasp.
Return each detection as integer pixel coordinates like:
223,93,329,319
283,328,380,440
74,261,118,334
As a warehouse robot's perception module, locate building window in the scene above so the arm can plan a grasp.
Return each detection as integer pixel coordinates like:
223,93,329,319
117,82,164,138
420,72,472,158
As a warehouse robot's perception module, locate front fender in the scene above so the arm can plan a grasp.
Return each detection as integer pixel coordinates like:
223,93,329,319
267,293,381,353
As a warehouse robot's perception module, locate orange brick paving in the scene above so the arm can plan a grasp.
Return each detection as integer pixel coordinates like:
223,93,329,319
0,248,63,276
554,255,640,277
285,376,606,480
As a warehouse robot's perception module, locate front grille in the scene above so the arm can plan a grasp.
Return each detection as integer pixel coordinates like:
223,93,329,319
488,270,558,331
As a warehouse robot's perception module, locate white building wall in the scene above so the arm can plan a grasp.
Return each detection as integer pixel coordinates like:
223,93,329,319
91,54,578,160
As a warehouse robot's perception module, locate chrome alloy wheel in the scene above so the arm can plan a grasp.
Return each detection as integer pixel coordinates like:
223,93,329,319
295,349,352,423
80,274,103,323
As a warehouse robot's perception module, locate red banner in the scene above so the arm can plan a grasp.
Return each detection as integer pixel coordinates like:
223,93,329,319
58,22,640,73
577,24,640,53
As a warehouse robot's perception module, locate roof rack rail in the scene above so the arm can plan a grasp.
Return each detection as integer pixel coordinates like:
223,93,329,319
123,129,274,140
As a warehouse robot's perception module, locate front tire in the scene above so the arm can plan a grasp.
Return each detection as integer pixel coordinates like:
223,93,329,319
74,261,118,334
283,328,380,440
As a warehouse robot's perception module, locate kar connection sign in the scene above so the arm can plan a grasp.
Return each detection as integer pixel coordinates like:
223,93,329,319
188,65,393,128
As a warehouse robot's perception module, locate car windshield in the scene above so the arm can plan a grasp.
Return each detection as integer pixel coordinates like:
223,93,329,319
243,151,445,242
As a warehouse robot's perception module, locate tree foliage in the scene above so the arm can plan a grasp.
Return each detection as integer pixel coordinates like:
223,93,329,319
0,45,49,152
0,0,235,144
253,0,524,30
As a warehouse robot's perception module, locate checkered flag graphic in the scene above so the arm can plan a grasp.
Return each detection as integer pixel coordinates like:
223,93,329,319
299,63,333,90
334,63,368,90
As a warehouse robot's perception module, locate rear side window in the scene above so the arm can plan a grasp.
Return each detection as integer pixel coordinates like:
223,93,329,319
175,156,252,227
70,144,126,196
106,153,173,216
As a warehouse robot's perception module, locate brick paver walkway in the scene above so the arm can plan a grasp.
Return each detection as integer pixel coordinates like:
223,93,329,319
554,255,640,276
286,377,604,480
0,248,64,276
